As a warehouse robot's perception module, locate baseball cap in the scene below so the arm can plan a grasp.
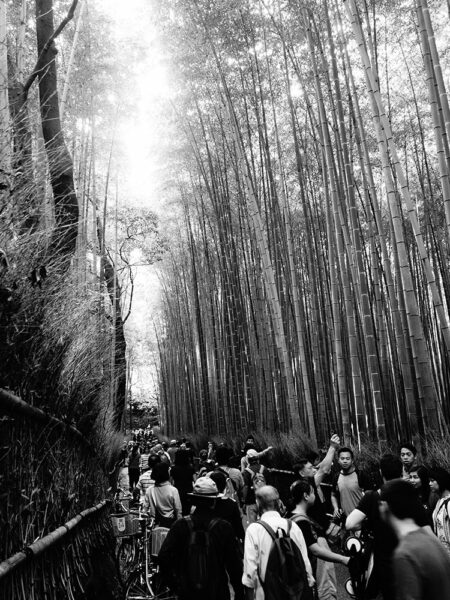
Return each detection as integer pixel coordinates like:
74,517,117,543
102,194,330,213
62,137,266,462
246,449,259,458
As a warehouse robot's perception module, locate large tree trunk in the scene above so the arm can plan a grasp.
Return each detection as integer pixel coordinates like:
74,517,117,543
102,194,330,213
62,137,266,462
35,0,78,257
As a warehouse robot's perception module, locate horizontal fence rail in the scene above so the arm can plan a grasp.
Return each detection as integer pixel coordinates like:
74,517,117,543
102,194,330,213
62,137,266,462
0,500,110,581
0,387,91,448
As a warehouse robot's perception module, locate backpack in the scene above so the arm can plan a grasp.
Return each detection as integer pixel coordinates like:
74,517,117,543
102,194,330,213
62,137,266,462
258,520,308,600
179,516,220,595
216,467,239,503
246,465,266,490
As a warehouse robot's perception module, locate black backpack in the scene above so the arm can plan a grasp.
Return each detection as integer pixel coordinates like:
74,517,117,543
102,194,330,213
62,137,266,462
258,520,308,600
179,516,220,595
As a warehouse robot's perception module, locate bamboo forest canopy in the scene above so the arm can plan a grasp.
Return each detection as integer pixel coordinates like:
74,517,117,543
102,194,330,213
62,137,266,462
0,0,164,459
154,0,450,447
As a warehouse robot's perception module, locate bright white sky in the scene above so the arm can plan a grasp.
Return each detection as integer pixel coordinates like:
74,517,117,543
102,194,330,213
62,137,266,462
94,0,172,211
93,0,171,405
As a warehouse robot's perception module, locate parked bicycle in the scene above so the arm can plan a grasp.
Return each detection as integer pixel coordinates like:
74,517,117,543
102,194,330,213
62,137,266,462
124,513,176,600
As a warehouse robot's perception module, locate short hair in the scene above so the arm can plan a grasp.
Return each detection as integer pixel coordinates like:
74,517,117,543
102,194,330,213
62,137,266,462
399,442,417,456
380,454,402,481
290,479,313,504
429,467,450,494
152,462,170,485
255,485,279,511
209,471,227,493
147,454,161,470
199,449,208,460
215,446,232,466
293,459,312,474
380,479,422,521
338,447,354,459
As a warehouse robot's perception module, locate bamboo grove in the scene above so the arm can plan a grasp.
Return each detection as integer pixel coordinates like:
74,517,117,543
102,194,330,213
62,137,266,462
155,0,450,446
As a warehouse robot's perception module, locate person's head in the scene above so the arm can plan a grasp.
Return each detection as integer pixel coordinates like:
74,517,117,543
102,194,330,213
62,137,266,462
399,443,417,468
208,471,227,494
255,485,280,514
152,462,170,485
408,465,429,493
338,447,354,472
380,454,402,482
246,448,260,465
215,446,232,466
147,454,161,471
161,442,168,451
429,467,450,497
379,479,423,529
199,449,208,461
294,459,316,479
246,435,255,444
306,451,320,468
174,449,191,467
170,439,177,447
188,476,221,509
290,479,315,508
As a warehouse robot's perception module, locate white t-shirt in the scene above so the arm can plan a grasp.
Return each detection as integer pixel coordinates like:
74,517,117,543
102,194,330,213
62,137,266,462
242,510,314,599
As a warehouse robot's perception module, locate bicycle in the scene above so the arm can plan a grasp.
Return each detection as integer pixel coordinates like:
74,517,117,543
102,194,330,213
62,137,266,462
124,513,177,600
110,489,141,585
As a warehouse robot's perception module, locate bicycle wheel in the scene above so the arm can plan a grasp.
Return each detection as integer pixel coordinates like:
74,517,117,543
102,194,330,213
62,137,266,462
117,537,137,585
125,570,177,599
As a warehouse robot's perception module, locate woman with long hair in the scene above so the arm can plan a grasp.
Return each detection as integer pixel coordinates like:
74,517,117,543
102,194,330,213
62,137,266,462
430,467,450,557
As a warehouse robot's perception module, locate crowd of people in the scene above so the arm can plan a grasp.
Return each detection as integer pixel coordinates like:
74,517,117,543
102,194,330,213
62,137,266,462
116,431,450,600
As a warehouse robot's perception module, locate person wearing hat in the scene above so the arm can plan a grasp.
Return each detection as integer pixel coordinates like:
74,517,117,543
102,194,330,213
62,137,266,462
240,444,273,472
168,439,178,465
158,477,245,600
243,449,268,526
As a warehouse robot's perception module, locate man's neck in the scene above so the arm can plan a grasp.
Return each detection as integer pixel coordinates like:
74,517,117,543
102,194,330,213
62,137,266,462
292,503,308,515
392,518,420,539
341,466,355,475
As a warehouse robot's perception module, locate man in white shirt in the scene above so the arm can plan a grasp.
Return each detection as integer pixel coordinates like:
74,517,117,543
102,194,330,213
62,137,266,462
242,485,315,599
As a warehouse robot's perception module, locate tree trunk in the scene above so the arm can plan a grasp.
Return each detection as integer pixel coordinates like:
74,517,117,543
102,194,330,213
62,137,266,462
35,0,78,257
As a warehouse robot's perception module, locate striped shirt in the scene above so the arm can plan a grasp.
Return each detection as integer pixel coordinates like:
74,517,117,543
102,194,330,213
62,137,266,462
136,470,154,502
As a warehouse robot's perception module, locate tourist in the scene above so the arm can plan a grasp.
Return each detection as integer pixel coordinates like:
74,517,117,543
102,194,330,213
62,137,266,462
158,477,245,600
136,454,160,505
243,449,268,525
408,465,431,515
242,485,314,599
429,466,450,557
399,442,418,479
143,462,182,528
380,479,450,600
289,479,350,600
170,448,195,515
346,454,423,600
213,446,244,506
331,447,371,519
167,439,178,465
128,442,141,490
208,471,245,543
293,434,341,533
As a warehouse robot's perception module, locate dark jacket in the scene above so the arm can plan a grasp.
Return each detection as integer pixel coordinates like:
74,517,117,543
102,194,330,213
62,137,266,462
158,510,245,600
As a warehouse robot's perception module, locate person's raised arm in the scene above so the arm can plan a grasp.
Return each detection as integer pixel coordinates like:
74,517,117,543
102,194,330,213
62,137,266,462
314,434,340,485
